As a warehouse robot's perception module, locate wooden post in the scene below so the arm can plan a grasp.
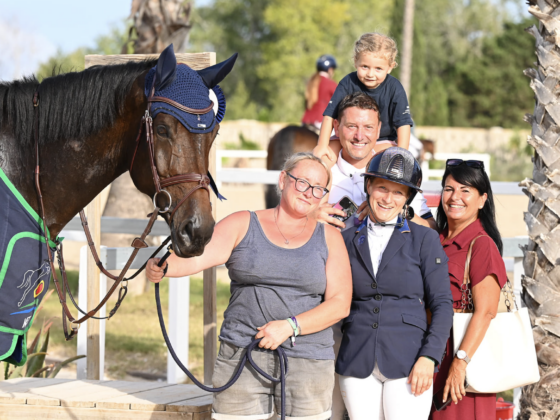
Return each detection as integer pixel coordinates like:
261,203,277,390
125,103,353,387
203,53,218,385
85,198,101,379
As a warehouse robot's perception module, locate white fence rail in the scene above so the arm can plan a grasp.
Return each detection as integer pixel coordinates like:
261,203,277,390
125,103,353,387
216,168,523,195
215,150,492,184
426,152,491,179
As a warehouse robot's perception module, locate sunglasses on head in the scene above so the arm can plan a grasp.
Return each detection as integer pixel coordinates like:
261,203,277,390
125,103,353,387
446,159,484,170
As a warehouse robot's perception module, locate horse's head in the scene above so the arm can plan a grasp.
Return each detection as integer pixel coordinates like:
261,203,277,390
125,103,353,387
130,45,236,258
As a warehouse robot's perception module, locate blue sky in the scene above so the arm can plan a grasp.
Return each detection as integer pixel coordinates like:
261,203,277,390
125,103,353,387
0,0,210,81
0,0,529,81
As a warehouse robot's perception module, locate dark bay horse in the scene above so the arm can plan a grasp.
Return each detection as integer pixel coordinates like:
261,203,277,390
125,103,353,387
265,125,318,208
0,48,236,258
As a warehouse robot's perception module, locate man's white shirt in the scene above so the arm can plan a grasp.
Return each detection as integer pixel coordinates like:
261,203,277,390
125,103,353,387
328,151,430,218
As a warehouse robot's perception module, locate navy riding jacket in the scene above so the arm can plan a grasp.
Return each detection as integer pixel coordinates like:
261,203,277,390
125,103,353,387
335,218,454,379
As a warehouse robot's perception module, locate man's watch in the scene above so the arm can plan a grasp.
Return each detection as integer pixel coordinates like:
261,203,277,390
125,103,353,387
456,350,471,364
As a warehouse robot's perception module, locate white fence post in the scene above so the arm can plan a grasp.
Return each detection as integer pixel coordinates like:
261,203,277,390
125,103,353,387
76,246,87,380
76,245,106,380
167,276,190,384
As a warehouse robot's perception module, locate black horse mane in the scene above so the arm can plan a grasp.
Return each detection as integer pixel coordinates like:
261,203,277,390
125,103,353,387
0,59,158,147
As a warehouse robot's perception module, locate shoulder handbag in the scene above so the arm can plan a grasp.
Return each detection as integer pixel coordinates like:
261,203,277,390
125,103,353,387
452,236,540,393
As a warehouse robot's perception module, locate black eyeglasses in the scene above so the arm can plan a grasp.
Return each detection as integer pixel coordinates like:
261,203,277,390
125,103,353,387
446,159,485,170
286,172,329,199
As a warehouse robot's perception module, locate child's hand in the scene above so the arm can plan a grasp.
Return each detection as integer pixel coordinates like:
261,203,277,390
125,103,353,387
313,144,337,165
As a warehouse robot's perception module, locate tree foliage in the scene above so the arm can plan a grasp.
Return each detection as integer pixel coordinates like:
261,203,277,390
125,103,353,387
390,0,533,127
189,0,394,122
35,26,131,81
34,0,533,128
190,0,532,128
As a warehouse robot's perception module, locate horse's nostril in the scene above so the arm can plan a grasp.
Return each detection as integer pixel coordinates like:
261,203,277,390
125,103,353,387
183,220,196,239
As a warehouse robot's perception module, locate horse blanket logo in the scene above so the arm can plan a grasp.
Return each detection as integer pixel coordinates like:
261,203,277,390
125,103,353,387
0,169,54,366
17,261,50,309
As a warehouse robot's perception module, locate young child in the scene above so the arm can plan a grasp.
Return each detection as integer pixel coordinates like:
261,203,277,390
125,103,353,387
313,32,413,164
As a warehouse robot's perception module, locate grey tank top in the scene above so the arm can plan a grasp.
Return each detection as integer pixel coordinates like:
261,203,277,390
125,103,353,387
220,211,333,360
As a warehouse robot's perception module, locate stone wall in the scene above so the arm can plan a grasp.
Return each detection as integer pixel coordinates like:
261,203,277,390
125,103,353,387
216,119,530,154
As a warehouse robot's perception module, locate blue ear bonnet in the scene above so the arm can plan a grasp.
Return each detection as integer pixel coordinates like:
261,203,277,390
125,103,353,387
144,63,226,134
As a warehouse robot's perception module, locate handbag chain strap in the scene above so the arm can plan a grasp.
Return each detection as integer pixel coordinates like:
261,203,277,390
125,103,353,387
460,235,518,313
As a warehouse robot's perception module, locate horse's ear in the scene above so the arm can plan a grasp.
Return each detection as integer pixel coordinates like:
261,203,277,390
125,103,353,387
196,53,238,88
155,44,177,91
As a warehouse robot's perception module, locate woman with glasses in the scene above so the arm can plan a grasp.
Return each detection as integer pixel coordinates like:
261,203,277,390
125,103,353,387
146,152,352,420
337,147,453,420
430,159,507,420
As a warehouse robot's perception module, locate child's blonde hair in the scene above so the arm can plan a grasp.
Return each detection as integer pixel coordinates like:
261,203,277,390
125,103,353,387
353,33,398,68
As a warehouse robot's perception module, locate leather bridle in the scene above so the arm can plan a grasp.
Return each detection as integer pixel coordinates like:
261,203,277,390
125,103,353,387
130,72,214,220
32,71,219,340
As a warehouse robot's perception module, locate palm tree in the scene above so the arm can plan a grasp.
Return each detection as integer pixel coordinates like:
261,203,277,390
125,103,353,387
519,1,560,418
125,0,192,53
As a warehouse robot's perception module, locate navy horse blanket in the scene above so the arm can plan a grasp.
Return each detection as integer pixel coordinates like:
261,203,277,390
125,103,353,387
0,168,55,366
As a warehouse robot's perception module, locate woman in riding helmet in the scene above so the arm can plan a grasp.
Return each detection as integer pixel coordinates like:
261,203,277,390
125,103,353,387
336,147,453,420
302,54,338,133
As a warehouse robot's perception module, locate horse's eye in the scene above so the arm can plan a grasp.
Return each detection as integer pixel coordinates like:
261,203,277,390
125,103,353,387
157,125,169,137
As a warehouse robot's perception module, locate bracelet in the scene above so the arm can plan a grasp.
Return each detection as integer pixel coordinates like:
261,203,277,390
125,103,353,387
162,264,168,277
422,356,436,364
286,318,299,346
290,316,301,336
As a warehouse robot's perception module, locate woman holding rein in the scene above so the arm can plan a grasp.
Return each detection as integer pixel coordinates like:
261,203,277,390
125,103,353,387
430,160,507,420
336,147,453,420
147,152,351,420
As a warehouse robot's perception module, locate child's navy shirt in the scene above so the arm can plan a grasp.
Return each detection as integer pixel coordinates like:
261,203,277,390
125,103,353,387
323,73,413,142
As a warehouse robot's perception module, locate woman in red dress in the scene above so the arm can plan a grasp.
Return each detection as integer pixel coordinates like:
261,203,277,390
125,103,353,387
430,159,508,420
302,54,338,133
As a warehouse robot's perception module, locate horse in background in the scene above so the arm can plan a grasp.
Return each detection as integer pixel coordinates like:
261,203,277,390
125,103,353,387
265,125,318,208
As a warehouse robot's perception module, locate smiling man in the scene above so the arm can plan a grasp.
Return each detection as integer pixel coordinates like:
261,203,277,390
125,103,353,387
318,92,436,231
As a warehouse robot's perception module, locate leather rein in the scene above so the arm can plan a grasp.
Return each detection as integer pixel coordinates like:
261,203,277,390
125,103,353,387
32,74,215,340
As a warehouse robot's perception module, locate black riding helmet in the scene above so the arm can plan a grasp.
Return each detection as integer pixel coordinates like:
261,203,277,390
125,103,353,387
362,147,423,206
316,54,337,72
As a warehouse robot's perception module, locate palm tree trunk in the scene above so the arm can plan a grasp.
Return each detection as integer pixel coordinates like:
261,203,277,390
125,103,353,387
520,1,560,418
125,0,192,53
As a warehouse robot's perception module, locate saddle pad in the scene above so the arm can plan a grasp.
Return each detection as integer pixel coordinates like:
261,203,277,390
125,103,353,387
0,168,56,366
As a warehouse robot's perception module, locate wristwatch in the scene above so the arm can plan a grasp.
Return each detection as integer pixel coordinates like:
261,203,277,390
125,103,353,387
456,350,471,364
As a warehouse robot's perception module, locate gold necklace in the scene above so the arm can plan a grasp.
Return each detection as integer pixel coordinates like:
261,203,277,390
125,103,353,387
274,206,308,245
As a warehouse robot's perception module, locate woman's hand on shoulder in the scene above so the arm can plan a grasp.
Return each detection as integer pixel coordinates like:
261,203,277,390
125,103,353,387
255,320,294,350
407,357,435,396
